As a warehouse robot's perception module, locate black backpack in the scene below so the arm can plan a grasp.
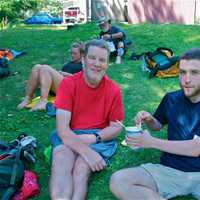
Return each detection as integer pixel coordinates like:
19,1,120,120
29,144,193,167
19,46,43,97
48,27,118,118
0,57,10,78
0,135,37,199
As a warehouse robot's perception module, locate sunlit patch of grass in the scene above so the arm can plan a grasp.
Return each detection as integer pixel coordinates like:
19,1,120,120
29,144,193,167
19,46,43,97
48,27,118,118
185,35,200,42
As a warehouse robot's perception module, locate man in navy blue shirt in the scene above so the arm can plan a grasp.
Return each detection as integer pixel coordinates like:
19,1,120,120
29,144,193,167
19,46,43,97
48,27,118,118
110,48,200,200
98,17,126,64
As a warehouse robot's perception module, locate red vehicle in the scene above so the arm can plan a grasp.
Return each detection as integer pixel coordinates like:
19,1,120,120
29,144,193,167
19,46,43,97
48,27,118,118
63,6,84,24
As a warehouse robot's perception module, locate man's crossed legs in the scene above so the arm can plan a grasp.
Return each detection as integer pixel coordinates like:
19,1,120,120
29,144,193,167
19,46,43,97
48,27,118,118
50,145,91,200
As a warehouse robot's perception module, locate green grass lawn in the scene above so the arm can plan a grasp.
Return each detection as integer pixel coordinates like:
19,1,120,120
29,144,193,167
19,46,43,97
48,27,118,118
0,22,200,200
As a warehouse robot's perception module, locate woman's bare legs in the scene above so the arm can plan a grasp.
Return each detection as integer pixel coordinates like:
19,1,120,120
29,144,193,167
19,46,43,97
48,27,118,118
31,65,63,111
17,64,42,109
17,64,64,110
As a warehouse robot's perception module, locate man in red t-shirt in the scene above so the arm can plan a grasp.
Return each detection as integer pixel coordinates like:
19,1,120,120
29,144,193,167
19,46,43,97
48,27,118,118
49,39,124,200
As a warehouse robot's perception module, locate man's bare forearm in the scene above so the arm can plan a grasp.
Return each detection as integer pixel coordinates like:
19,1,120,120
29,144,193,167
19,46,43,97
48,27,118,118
58,128,94,155
111,32,123,39
150,137,200,157
98,122,122,141
56,109,94,156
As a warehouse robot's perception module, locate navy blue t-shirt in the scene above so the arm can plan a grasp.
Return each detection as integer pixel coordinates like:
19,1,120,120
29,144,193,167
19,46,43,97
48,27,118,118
153,90,200,172
99,25,126,48
61,61,82,74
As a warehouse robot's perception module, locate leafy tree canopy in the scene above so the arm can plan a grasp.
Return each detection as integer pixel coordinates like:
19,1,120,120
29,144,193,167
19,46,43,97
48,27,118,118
0,0,63,22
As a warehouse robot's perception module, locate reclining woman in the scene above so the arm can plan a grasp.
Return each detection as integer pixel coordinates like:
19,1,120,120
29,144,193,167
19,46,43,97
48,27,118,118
17,42,84,111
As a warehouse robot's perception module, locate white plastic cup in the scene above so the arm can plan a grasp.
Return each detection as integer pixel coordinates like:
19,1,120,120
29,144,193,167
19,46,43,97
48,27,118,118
126,126,142,150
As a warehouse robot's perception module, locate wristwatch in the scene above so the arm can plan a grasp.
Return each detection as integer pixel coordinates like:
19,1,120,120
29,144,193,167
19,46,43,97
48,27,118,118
94,133,102,143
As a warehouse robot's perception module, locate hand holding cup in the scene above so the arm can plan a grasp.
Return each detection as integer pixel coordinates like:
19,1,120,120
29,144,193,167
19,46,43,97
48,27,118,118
125,126,143,150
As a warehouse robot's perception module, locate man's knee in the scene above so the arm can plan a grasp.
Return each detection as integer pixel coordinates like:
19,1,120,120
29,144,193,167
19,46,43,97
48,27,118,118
32,64,43,72
32,64,51,74
109,170,126,192
51,145,74,171
110,167,158,193
110,167,146,189
40,65,52,75
52,145,71,161
50,146,75,200
117,41,124,49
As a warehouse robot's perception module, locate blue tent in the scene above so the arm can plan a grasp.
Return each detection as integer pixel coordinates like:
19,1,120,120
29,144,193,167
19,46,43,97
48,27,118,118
25,12,62,24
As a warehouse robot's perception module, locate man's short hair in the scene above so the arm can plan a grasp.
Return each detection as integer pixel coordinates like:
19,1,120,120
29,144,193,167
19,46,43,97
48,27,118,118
84,39,110,57
71,42,85,55
180,48,200,61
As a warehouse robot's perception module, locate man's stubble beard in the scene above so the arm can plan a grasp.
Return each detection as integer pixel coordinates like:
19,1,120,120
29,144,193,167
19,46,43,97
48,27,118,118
83,65,106,86
181,84,200,101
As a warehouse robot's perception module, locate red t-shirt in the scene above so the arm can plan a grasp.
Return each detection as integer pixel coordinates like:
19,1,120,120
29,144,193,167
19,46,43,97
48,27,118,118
55,71,124,129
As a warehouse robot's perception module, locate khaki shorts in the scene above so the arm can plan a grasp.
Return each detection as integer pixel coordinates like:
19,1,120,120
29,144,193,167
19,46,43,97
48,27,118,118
141,163,200,200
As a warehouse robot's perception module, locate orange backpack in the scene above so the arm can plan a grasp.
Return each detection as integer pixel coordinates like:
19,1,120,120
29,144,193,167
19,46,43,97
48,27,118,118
0,49,13,60
144,47,179,78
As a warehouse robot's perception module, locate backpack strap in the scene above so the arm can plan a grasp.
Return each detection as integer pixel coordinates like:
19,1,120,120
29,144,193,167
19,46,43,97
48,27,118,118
10,146,23,186
1,187,16,200
0,141,9,150
156,47,173,57
1,146,24,200
147,48,171,62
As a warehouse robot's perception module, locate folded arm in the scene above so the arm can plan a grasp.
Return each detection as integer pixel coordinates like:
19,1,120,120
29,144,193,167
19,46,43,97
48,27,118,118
111,32,124,40
102,32,124,41
97,121,122,141
56,109,106,171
